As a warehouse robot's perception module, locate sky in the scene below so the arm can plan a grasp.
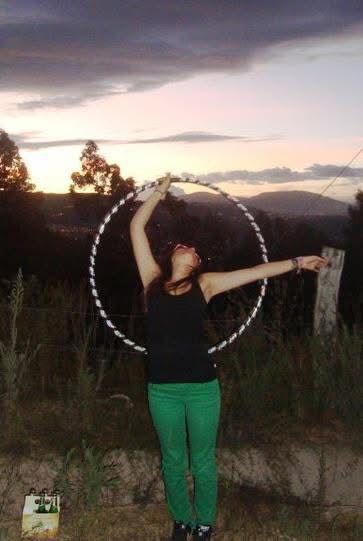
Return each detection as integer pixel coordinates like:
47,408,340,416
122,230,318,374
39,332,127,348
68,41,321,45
1,1,363,203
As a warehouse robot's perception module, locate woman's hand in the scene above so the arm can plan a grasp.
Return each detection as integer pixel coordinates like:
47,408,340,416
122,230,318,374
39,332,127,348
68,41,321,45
155,172,172,200
299,255,331,273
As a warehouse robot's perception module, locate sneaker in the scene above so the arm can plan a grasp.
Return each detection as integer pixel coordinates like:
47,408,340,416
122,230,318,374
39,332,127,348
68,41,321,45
191,523,213,540
169,520,192,541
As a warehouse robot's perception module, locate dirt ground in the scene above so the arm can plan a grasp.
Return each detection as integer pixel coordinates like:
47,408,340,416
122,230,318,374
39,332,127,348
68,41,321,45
1,480,362,540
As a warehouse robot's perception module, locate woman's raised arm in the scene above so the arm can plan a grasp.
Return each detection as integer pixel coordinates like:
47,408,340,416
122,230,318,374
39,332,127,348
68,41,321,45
129,174,171,289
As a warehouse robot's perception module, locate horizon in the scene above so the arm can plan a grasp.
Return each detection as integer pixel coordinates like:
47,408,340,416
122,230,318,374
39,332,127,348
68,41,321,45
29,187,353,206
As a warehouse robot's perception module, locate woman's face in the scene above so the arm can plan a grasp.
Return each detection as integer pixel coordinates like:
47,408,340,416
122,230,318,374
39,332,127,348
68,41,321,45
171,243,201,269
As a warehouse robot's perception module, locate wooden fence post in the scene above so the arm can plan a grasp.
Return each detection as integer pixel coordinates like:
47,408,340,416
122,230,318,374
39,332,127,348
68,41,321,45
313,245,345,344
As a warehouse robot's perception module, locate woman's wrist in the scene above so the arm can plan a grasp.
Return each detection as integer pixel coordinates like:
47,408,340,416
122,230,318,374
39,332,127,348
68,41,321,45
291,256,304,273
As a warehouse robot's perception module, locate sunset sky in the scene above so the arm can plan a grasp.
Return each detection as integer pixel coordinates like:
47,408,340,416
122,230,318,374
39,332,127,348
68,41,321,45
1,1,363,203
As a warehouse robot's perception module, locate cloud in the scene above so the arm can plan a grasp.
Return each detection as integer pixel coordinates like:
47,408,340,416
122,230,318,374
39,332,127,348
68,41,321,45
125,131,281,145
13,136,121,150
10,130,363,188
16,88,127,111
181,163,363,185
11,130,281,149
1,1,363,110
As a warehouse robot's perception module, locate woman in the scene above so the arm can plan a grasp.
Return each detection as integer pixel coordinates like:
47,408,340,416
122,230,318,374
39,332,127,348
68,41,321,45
130,174,329,541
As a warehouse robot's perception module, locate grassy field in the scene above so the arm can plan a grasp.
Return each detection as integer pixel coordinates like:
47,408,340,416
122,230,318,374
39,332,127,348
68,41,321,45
0,272,362,540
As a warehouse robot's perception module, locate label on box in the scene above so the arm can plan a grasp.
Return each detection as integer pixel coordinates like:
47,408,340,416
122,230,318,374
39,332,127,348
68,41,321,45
21,494,60,539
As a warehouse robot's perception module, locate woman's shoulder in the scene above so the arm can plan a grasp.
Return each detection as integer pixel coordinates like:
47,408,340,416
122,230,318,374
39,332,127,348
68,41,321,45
144,276,164,300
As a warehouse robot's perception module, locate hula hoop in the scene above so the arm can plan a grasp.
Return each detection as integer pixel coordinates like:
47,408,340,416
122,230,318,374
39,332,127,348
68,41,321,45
89,176,269,355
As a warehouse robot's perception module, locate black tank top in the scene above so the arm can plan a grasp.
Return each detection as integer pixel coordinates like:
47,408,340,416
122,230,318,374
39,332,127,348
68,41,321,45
145,276,218,383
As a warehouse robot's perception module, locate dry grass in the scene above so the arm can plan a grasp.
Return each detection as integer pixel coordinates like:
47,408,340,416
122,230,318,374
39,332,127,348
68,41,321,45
0,273,362,540
1,479,363,540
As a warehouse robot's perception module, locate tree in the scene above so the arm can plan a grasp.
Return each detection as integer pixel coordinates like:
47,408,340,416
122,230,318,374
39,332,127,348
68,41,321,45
341,189,363,325
69,140,137,223
69,140,135,197
108,163,135,201
345,189,363,245
0,131,48,279
0,129,35,192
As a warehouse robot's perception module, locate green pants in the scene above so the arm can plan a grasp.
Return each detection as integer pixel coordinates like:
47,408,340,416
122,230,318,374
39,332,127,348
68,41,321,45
147,378,221,530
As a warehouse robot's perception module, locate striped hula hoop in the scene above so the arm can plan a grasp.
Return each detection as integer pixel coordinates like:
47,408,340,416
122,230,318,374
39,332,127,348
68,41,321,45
89,176,269,355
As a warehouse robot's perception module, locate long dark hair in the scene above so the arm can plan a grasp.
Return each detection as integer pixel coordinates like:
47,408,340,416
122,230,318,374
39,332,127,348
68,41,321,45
141,244,204,314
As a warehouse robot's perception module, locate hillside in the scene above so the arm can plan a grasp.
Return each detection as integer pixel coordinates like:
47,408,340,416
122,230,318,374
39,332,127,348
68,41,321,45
180,189,349,216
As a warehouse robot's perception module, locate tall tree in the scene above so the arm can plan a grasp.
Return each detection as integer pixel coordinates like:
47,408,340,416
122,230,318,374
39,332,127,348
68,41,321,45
0,129,35,192
69,140,136,223
69,140,135,197
69,140,110,195
0,131,47,280
341,188,363,324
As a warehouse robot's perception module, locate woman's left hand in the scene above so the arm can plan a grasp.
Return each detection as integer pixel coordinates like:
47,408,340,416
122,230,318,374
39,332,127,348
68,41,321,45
300,255,330,273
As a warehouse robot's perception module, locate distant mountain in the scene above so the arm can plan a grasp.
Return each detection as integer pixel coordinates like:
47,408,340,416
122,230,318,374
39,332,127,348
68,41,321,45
247,190,349,216
180,189,349,216
31,189,349,220
24,190,349,244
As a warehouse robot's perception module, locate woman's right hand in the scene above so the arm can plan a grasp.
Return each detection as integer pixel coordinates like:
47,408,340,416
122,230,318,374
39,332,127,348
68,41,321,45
155,172,172,199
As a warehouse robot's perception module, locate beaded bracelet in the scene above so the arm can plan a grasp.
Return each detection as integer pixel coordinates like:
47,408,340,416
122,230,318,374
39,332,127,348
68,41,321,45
291,256,304,274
